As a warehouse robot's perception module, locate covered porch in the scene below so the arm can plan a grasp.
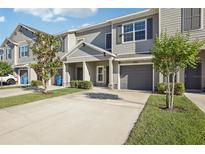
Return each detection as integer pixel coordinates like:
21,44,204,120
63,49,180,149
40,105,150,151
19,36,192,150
61,41,116,89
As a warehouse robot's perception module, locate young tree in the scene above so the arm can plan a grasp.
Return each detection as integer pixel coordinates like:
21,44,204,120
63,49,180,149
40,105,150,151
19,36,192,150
152,32,205,110
0,61,12,87
30,32,63,93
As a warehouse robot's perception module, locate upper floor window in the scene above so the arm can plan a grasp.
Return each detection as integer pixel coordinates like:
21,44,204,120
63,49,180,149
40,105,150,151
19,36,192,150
59,38,64,52
7,47,12,59
19,45,29,58
0,52,3,61
122,19,146,43
105,33,112,51
183,8,201,31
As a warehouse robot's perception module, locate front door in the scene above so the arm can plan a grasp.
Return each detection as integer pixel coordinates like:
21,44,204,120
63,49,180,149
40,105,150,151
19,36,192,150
77,67,83,80
20,69,28,84
185,63,202,90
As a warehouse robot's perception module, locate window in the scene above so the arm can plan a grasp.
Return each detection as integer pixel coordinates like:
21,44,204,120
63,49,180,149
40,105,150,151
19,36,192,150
19,45,29,57
123,23,134,42
59,38,64,52
134,20,146,40
96,66,104,83
7,47,12,59
105,33,112,51
183,8,201,31
0,52,3,61
122,19,146,43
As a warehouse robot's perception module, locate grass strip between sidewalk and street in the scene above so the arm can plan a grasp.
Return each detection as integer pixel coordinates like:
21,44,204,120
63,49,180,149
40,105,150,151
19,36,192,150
0,88,83,109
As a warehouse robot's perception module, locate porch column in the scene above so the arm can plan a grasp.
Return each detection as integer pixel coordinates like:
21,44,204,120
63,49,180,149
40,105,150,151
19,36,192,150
83,61,90,81
63,63,70,87
108,57,114,89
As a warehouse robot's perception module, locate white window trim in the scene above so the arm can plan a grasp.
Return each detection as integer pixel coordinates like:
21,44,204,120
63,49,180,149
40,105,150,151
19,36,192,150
96,65,105,83
20,45,29,58
182,8,203,32
122,18,147,44
105,32,112,50
0,53,3,61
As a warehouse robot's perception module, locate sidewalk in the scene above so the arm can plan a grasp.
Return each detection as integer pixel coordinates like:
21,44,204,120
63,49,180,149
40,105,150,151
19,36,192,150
0,86,64,98
185,93,205,113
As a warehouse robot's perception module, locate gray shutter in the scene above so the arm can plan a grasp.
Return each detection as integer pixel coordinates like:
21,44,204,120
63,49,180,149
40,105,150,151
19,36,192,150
19,46,21,58
147,18,153,39
116,25,122,44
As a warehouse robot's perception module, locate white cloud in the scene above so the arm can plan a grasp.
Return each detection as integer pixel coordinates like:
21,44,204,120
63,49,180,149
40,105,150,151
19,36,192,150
14,8,98,22
53,8,98,18
81,23,91,27
0,16,5,22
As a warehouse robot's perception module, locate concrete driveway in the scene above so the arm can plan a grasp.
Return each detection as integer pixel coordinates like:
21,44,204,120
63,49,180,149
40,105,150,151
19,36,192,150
0,87,150,144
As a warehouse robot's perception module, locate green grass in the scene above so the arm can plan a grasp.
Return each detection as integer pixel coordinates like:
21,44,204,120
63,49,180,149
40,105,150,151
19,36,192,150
0,88,83,109
126,95,205,145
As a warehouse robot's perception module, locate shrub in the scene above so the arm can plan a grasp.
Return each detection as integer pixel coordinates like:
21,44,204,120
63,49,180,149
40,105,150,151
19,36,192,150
157,83,166,94
157,82,185,95
70,80,92,89
31,80,43,87
174,82,185,95
70,80,79,88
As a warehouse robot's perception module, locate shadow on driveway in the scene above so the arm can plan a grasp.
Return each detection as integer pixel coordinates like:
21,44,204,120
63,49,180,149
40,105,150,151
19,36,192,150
84,92,121,100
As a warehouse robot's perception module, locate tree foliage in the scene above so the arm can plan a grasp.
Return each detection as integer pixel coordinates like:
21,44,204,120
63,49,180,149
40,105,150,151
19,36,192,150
30,32,63,93
152,32,205,110
0,61,12,87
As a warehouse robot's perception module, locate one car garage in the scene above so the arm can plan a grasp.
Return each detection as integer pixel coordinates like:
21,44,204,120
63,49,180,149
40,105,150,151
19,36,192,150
120,64,153,91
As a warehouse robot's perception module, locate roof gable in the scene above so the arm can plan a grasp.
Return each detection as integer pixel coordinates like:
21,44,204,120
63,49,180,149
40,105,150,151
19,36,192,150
61,41,116,61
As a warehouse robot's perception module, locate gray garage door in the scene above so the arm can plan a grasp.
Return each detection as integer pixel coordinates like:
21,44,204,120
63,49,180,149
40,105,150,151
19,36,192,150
185,63,202,90
120,65,153,90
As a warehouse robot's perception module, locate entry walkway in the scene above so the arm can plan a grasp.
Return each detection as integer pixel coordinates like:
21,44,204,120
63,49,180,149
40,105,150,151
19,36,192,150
185,93,205,113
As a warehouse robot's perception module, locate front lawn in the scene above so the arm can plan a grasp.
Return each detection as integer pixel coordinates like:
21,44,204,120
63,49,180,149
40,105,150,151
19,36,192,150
126,95,205,144
0,88,83,109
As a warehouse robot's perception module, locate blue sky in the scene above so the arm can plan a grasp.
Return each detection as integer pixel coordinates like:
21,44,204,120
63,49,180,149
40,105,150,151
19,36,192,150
0,8,145,44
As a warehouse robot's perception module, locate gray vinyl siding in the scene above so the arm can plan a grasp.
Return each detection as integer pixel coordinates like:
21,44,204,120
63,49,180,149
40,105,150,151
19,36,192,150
75,25,111,50
11,27,36,43
112,14,159,55
9,27,36,65
160,8,182,35
66,46,111,63
70,46,100,58
160,8,205,48
17,42,35,64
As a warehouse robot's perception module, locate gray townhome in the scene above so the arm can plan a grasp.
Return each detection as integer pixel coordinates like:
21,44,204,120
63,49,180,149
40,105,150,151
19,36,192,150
60,9,159,91
0,8,205,92
0,24,65,85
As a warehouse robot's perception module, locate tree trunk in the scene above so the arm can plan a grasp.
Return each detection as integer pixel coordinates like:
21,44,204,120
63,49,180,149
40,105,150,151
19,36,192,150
167,74,171,109
166,76,169,108
43,80,48,93
170,73,176,110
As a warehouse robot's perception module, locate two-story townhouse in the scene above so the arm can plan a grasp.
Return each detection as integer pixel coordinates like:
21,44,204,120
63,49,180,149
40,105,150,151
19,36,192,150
60,9,159,91
160,8,205,92
0,24,66,85
1,8,204,92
